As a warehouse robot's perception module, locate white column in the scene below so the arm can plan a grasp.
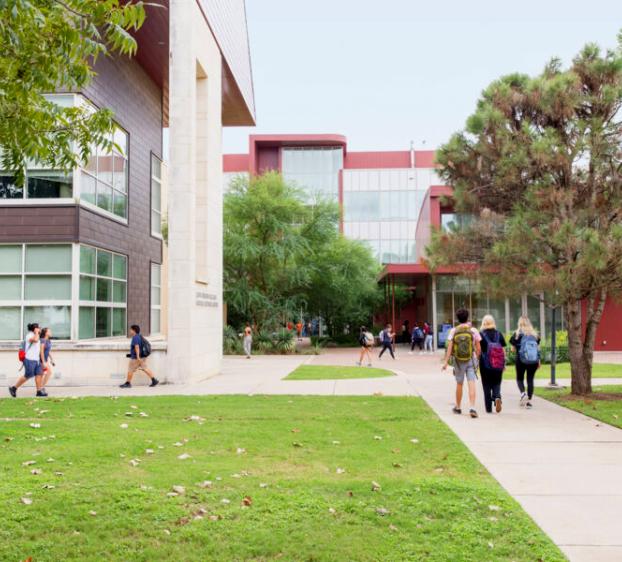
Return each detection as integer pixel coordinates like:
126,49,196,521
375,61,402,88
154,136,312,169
431,275,438,351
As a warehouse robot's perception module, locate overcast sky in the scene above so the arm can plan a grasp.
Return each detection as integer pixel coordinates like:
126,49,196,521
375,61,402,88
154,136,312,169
222,0,621,154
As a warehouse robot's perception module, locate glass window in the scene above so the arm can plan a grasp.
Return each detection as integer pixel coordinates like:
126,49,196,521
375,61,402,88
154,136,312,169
80,246,96,274
24,276,71,300
113,308,126,337
96,307,111,338
150,263,162,334
0,276,21,299
80,172,97,205
27,171,73,198
24,306,71,339
0,245,22,273
96,278,112,302
113,281,126,303
151,154,163,236
0,307,21,339
97,250,112,277
79,276,95,301
113,254,127,280
282,147,343,201
25,245,72,273
79,307,95,339
0,174,23,199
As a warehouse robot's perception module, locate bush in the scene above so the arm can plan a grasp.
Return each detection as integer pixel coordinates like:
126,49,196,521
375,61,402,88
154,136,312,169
274,329,295,354
254,332,274,353
505,345,569,365
223,326,243,355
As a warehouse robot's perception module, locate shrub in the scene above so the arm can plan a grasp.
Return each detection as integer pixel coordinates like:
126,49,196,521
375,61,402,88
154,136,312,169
223,326,242,355
274,329,295,354
254,332,274,353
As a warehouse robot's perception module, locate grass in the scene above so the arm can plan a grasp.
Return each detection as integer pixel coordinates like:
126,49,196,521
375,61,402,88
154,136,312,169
0,395,563,562
534,362,622,379
284,364,395,380
536,384,622,429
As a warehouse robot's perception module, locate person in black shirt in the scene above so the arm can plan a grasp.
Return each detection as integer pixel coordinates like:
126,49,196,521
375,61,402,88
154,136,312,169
479,314,507,413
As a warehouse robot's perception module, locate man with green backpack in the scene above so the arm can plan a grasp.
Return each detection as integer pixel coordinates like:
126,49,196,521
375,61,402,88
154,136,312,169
442,308,481,418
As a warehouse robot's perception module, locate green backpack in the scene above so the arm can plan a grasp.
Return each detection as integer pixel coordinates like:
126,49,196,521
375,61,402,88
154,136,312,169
452,326,474,363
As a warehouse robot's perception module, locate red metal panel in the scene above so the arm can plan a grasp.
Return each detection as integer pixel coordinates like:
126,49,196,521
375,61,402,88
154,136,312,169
223,154,249,172
257,147,279,174
591,298,622,351
345,151,410,169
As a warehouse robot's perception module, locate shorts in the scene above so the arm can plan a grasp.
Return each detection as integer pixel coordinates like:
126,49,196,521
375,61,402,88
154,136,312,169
453,359,478,384
128,358,147,373
24,359,42,379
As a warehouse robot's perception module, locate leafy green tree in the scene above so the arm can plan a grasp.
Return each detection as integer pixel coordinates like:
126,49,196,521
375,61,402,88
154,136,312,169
429,35,622,395
0,0,147,183
224,172,381,336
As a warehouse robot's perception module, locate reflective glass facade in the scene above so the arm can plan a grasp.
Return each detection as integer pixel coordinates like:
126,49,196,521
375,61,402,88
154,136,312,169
282,147,343,201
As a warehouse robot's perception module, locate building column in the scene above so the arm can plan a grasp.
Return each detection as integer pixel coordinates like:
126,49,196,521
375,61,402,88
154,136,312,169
431,275,438,351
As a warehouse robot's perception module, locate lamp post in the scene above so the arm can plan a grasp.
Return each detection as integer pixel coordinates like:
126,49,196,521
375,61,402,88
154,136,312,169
550,305,558,386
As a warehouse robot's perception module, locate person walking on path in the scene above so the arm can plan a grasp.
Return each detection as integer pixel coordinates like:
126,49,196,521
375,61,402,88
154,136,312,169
479,315,507,414
295,321,303,341
409,324,424,354
356,326,374,366
509,316,541,409
442,308,481,418
243,323,253,358
119,325,159,389
39,327,55,394
423,321,434,354
378,323,396,359
9,323,46,398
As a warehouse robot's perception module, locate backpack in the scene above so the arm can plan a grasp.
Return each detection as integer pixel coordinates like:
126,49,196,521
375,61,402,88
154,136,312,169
140,335,152,358
482,331,505,372
452,326,474,363
381,330,392,344
358,333,367,346
18,340,26,363
518,334,539,365
412,327,424,341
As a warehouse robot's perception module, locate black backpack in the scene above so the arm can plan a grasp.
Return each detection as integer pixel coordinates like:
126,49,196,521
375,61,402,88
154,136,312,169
140,336,152,358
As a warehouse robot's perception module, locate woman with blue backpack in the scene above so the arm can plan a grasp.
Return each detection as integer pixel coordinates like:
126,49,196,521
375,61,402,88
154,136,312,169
479,314,507,414
509,316,541,409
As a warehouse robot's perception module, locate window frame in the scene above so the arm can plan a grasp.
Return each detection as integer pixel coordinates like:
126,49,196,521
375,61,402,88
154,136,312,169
150,153,163,239
150,262,162,335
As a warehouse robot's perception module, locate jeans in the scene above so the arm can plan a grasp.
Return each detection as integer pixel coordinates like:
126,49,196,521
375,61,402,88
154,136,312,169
379,343,395,359
481,380,501,412
410,339,423,351
424,334,433,352
516,361,538,399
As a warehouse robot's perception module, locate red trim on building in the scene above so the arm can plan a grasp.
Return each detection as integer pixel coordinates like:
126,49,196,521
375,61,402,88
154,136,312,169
338,169,344,234
345,151,411,169
414,150,437,168
223,153,249,172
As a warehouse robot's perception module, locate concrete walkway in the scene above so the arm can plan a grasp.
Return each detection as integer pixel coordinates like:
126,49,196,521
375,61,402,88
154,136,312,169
4,348,622,561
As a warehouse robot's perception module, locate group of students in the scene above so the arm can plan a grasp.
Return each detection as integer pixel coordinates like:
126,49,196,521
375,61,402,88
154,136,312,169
8,323,159,398
442,308,540,418
356,321,433,366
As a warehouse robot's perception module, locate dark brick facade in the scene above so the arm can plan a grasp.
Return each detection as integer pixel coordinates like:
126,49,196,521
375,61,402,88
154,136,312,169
0,53,163,336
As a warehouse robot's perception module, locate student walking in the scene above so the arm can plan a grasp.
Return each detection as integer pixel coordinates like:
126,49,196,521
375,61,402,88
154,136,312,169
9,323,46,398
119,325,159,389
423,321,434,353
409,324,424,354
378,324,396,359
243,323,253,358
356,326,374,366
39,327,55,394
479,315,507,414
442,308,481,418
510,316,540,409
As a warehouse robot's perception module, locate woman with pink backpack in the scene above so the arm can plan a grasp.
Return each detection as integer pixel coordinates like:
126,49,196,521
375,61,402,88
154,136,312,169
479,314,507,414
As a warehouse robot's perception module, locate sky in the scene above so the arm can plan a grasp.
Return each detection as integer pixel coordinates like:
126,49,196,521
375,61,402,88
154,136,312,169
222,0,621,154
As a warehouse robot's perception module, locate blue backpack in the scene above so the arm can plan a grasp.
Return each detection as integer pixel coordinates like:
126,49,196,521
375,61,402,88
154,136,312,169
519,334,539,365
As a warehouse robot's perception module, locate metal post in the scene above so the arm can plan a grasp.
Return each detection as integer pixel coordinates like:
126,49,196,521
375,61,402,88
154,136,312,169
550,306,558,387
431,275,438,352
391,274,396,330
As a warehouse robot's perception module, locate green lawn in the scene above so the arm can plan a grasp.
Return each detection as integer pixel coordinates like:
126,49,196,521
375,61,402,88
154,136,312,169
536,384,622,429
0,395,563,561
535,362,622,379
285,364,395,380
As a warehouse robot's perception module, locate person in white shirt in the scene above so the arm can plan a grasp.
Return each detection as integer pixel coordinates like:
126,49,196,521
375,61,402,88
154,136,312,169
9,323,46,398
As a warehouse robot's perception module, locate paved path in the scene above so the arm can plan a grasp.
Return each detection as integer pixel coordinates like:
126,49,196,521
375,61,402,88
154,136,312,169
5,347,622,561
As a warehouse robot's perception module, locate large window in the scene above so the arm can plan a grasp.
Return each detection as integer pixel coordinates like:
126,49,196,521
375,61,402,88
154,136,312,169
82,126,128,219
151,155,162,236
282,147,343,201
150,263,162,334
78,245,127,339
0,244,72,340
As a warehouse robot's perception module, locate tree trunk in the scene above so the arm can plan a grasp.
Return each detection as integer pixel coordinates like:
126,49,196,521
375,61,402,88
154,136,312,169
565,299,592,395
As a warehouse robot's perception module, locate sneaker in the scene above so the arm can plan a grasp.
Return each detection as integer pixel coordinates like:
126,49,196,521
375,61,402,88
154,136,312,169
520,393,528,407
526,401,533,409
452,407,462,415
8,386,17,398
119,381,132,389
408,351,413,355
367,363,372,367
149,378,160,388
36,389,48,397
469,409,479,419
495,398,502,413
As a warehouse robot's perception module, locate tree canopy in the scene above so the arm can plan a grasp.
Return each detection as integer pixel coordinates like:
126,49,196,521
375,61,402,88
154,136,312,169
0,0,148,183
224,172,382,335
429,34,622,394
